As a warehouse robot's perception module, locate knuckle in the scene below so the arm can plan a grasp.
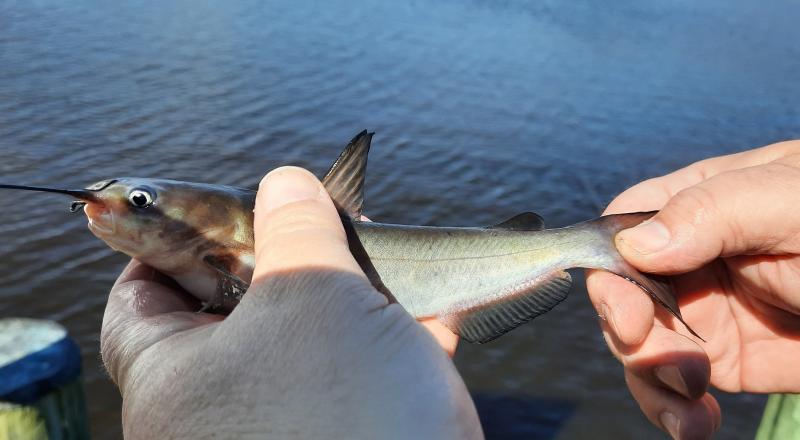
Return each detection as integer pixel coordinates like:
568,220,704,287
669,184,719,228
768,139,800,157
769,154,800,175
668,183,739,258
759,163,800,199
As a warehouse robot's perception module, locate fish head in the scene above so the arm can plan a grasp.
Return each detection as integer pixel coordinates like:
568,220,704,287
0,177,254,269
79,178,162,255
79,178,253,264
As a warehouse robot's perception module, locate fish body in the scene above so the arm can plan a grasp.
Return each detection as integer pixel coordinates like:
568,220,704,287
350,213,680,342
0,131,701,342
356,221,609,318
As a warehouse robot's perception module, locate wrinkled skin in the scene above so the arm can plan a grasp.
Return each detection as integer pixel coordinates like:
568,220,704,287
101,168,480,439
587,140,800,439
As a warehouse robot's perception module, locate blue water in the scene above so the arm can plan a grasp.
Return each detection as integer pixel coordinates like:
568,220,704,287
2,1,798,438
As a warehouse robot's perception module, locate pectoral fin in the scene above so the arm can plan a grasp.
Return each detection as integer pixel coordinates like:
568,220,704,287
322,130,373,219
201,254,250,311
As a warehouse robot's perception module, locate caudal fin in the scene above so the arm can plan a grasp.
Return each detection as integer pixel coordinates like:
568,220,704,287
581,212,704,341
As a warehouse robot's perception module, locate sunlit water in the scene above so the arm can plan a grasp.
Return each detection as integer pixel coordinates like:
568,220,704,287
2,0,798,438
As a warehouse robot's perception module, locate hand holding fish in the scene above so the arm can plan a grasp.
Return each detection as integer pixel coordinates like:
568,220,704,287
100,167,481,439
587,140,800,439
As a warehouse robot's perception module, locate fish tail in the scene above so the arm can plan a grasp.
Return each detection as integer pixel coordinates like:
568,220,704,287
578,212,704,341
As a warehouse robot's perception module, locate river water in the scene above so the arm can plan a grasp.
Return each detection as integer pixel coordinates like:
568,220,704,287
2,0,798,438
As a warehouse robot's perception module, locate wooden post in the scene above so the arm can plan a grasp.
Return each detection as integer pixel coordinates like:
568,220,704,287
0,318,89,439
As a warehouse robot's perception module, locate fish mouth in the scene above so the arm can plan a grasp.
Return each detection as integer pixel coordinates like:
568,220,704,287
84,203,115,235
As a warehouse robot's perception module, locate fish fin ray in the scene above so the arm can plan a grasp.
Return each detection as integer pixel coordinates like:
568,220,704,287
322,130,373,219
441,271,571,343
608,262,705,341
203,254,250,308
487,212,545,231
587,212,705,341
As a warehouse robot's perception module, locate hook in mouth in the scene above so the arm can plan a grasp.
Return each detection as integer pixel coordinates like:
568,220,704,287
70,201,88,212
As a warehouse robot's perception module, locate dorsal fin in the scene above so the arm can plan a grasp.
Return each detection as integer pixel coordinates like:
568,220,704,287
322,130,373,218
488,212,545,231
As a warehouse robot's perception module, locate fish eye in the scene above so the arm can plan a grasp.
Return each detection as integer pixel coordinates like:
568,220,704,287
128,189,154,208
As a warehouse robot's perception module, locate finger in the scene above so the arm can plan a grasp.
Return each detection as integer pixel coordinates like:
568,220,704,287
608,325,710,400
615,162,800,274
626,371,721,440
603,141,800,216
101,260,221,389
252,166,366,280
586,269,655,346
725,254,800,315
255,173,459,353
419,318,458,356
604,322,718,438
110,259,198,314
592,146,800,357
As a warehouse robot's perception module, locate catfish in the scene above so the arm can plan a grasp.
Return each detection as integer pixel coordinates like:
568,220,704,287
0,131,702,342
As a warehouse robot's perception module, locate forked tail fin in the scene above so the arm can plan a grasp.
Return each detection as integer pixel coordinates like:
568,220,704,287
579,212,704,341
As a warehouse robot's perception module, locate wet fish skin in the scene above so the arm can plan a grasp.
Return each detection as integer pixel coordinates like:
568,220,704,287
81,178,257,308
348,212,696,343
0,131,701,342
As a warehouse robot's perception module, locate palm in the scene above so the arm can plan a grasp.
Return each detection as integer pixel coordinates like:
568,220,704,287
675,254,800,393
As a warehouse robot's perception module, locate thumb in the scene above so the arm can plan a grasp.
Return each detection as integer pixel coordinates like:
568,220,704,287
252,166,366,280
615,162,800,274
252,166,462,354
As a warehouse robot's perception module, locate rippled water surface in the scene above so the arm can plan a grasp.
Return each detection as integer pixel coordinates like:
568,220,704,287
2,1,799,438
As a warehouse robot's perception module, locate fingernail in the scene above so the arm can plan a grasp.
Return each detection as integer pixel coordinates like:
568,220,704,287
655,365,690,398
659,411,680,439
258,167,325,214
617,219,671,254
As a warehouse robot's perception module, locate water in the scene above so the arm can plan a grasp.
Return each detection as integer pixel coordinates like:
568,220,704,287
1,0,797,438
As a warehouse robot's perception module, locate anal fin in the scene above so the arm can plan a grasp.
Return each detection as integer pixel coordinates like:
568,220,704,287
442,271,572,343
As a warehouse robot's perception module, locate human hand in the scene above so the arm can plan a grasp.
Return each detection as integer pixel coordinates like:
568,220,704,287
100,167,481,439
587,140,800,439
